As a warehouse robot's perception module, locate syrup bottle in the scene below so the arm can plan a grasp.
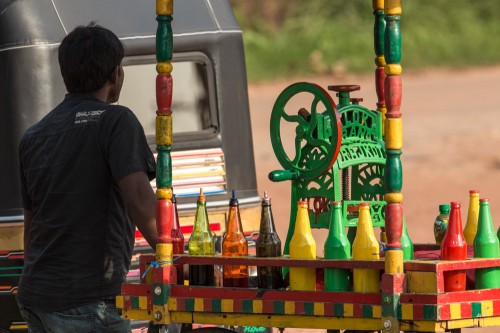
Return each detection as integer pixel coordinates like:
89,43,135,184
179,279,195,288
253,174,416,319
222,190,249,288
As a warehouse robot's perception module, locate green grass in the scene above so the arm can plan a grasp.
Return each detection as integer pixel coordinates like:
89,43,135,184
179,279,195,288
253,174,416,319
233,0,500,82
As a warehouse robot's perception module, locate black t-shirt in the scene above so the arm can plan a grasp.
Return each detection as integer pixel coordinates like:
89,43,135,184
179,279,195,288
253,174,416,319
17,93,156,311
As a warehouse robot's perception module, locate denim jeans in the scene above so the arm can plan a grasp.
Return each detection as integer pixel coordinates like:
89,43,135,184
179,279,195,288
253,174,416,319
17,299,131,333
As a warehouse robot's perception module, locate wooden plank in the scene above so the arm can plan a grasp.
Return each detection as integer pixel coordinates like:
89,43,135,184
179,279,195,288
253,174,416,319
406,271,438,293
122,309,153,321
401,288,500,305
169,286,381,304
189,313,383,331
121,283,152,296
399,320,446,332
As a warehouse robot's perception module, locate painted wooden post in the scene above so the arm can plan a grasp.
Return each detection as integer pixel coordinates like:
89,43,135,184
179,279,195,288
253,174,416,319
152,0,175,326
373,0,387,135
381,0,404,332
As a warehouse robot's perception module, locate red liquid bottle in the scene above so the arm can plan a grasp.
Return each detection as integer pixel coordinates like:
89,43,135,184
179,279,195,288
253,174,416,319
172,194,185,284
222,190,249,287
440,201,468,292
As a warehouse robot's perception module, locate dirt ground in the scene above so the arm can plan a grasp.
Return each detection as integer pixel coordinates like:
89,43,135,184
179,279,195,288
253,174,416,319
247,66,500,333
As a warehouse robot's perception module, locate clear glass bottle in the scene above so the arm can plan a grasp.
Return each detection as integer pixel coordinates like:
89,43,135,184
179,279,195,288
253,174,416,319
256,191,283,289
188,189,215,286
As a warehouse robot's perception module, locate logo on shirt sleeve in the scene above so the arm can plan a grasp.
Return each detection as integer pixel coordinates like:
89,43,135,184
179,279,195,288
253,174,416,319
75,110,106,124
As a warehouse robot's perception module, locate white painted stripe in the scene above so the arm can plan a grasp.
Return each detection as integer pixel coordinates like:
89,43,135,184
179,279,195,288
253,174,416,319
0,30,241,53
206,0,222,30
50,0,68,35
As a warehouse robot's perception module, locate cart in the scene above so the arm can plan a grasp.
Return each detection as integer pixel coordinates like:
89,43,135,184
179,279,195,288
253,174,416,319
118,1,500,332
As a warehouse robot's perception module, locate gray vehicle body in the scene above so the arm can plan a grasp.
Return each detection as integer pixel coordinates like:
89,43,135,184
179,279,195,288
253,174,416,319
0,0,258,222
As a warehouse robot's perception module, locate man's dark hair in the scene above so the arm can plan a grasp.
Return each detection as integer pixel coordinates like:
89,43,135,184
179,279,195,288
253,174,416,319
58,22,124,93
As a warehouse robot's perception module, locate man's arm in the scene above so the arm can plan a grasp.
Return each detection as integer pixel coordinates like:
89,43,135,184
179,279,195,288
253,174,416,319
118,171,158,249
23,209,33,258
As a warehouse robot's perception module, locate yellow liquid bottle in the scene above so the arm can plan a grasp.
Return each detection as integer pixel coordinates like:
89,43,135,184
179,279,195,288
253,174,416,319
464,190,480,244
289,200,316,291
352,203,380,292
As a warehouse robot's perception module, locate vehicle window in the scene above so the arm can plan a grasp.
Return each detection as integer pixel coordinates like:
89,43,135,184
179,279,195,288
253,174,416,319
119,54,215,140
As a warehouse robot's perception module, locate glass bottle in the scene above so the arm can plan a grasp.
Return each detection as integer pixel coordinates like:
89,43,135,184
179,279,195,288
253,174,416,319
289,200,316,291
256,191,283,289
441,201,467,292
324,201,350,291
222,190,249,288
434,204,450,245
188,188,215,286
474,198,500,289
352,203,380,292
464,190,480,244
401,218,414,260
171,194,185,285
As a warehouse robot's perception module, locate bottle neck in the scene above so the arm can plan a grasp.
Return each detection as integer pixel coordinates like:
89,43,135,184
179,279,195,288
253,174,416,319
328,204,344,238
227,205,244,233
193,201,210,232
477,201,494,235
448,205,464,235
172,202,181,230
295,204,312,235
260,204,277,233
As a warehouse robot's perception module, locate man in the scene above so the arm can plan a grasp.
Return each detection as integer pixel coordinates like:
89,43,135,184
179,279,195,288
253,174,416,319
17,23,157,332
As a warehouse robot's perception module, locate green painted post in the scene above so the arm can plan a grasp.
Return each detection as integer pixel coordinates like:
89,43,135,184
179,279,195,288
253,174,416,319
156,15,173,62
384,16,401,64
384,150,402,193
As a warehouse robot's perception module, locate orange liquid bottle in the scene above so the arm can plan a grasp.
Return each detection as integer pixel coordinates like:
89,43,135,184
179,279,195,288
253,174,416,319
222,190,249,287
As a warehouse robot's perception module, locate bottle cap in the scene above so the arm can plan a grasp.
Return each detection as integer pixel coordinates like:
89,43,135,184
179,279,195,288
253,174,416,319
229,189,238,206
261,191,271,205
198,188,206,203
480,198,489,203
451,201,460,209
439,204,450,213
470,190,480,195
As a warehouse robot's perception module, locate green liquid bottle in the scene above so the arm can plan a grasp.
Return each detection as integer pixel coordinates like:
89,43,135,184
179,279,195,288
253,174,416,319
256,191,283,289
188,189,215,286
324,201,351,291
401,218,414,260
222,190,249,288
474,198,500,289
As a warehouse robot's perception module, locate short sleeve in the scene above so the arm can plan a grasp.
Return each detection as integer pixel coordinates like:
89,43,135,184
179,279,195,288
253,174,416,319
102,108,156,182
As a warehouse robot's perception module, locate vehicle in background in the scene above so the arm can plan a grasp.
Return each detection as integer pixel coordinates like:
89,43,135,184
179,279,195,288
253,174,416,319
0,0,260,331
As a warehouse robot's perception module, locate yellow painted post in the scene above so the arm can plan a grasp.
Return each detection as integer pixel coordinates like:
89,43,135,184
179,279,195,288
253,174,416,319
352,203,380,292
381,0,404,331
289,200,316,291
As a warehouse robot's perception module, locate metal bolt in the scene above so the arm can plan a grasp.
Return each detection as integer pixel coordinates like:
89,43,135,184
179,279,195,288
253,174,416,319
154,285,162,295
383,320,392,330
154,311,163,321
